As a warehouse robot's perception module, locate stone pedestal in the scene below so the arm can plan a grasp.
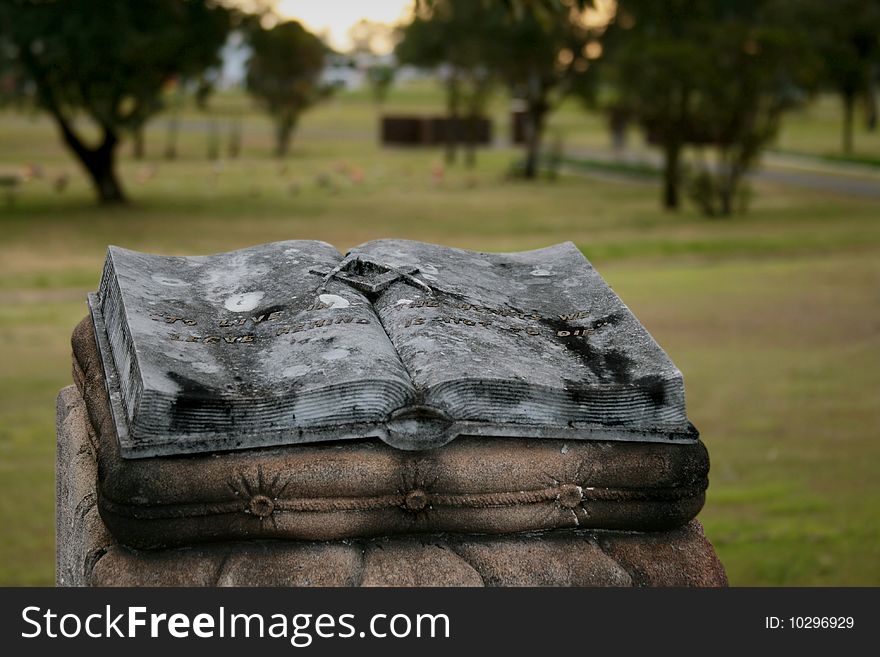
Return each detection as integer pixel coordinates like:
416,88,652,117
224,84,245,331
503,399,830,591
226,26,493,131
56,385,727,587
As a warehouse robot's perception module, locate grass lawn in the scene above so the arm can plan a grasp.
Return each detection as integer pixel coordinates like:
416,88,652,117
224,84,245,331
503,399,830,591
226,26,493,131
1,85,878,585
774,94,880,164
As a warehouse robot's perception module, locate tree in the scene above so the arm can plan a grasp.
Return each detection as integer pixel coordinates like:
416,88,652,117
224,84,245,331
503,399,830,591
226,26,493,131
684,14,815,216
402,1,599,174
245,20,330,158
484,3,597,178
348,19,398,111
365,64,397,109
600,0,818,213
349,18,398,58
0,0,231,204
799,0,880,153
397,0,500,166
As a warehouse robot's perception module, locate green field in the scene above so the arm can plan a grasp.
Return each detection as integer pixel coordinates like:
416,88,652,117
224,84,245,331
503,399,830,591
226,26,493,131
1,85,878,585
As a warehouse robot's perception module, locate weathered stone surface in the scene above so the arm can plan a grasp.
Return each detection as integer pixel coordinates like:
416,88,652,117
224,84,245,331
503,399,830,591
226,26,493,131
597,523,729,587
94,241,412,457
93,542,364,587
356,239,687,437
73,322,709,548
57,383,726,587
360,541,485,587
93,239,695,457
55,385,113,587
451,534,633,587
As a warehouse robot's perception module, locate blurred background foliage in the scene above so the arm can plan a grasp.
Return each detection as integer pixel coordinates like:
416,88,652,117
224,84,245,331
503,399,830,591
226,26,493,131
0,0,878,585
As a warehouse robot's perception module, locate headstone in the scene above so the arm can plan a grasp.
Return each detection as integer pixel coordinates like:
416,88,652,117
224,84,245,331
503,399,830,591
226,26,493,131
56,239,727,587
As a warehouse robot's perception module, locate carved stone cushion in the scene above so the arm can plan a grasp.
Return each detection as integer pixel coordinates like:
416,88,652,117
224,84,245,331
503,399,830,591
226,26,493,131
72,317,710,550
57,384,727,586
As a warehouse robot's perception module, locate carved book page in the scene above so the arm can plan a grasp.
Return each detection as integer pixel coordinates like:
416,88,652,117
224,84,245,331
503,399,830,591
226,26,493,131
93,241,414,457
356,240,690,441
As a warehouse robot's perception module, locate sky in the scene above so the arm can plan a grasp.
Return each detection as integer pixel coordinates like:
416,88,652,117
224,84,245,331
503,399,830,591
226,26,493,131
273,0,413,53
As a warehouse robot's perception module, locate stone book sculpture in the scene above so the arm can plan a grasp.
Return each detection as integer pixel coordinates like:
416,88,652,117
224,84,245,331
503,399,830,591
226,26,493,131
59,237,725,579
90,239,697,458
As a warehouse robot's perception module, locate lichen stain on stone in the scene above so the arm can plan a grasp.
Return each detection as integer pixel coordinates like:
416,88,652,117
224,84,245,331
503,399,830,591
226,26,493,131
282,364,311,378
150,274,190,287
318,294,350,309
322,348,350,361
224,291,265,312
191,362,221,374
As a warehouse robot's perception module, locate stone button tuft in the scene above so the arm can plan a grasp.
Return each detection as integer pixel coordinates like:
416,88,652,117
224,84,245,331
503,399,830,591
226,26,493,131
558,484,583,509
249,494,275,517
404,489,429,511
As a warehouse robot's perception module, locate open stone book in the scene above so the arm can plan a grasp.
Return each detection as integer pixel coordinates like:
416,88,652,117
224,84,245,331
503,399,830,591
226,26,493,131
89,239,697,458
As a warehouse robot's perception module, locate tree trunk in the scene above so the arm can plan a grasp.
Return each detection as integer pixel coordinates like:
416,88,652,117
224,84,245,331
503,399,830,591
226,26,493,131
86,150,126,204
866,64,878,132
445,77,461,166
465,115,478,169
275,112,297,158
63,128,126,204
23,55,126,204
228,118,242,159
662,139,681,210
521,66,548,180
719,157,743,218
523,105,546,180
207,118,220,161
718,180,733,217
843,92,855,154
609,108,627,152
132,127,145,160
165,114,179,161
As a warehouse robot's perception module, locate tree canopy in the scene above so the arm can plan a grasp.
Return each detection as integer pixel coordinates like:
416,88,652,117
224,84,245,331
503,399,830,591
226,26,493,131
398,0,597,175
797,0,880,153
397,0,503,165
599,0,820,214
1,0,232,203
245,19,329,158
486,1,598,177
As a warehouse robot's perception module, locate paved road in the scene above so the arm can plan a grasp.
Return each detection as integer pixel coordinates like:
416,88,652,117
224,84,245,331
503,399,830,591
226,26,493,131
752,167,880,199
106,115,880,199
565,147,880,199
